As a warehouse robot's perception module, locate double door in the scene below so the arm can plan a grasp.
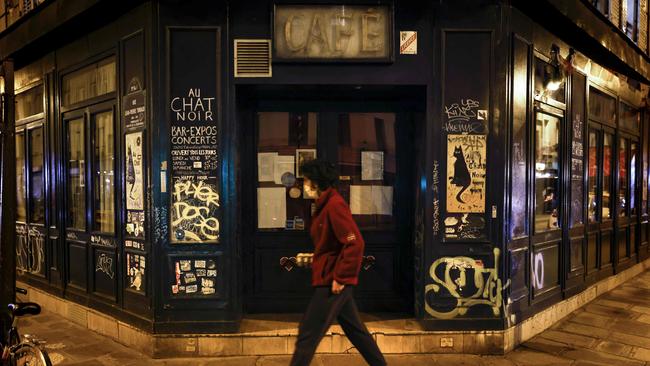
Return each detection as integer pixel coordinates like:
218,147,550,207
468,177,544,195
242,100,416,313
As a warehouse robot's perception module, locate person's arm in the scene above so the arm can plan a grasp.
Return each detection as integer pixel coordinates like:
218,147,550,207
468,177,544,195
328,199,364,285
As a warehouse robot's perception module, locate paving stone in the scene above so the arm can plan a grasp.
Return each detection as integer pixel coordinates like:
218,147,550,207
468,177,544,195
594,340,634,358
506,349,573,365
523,336,571,355
556,322,610,339
539,330,598,348
560,348,645,366
629,347,650,362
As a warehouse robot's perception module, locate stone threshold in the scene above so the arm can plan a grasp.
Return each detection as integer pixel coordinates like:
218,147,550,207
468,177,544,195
17,256,650,358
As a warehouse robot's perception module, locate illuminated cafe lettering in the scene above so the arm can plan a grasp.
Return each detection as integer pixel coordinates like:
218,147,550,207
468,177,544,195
170,88,215,122
275,5,390,59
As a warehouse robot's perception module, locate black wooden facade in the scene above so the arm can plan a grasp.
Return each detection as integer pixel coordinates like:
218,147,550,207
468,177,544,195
5,0,650,334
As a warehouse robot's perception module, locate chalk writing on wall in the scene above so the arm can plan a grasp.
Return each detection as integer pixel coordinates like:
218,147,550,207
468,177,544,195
424,248,506,319
170,88,220,244
446,134,486,213
172,258,218,296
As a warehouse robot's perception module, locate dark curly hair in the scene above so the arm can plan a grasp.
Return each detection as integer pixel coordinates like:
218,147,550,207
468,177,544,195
300,159,339,191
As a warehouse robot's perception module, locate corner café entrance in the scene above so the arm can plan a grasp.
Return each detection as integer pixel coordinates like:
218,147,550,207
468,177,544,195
239,86,423,314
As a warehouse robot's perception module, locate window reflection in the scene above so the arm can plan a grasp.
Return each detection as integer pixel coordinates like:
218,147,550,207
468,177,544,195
15,87,44,121
338,113,396,230
16,132,26,222
67,118,85,229
535,112,560,232
588,130,598,223
619,138,628,217
62,58,116,106
93,111,115,233
29,128,45,224
603,133,613,220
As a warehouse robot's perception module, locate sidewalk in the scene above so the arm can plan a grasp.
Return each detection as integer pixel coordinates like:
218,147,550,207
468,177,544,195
18,269,650,365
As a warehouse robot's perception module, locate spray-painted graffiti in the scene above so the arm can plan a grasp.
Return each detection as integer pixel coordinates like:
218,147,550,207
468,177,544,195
424,248,506,319
16,225,45,275
95,253,115,279
432,160,440,236
171,177,220,243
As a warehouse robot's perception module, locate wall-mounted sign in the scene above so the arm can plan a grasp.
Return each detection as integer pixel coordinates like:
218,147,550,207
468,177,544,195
274,5,392,61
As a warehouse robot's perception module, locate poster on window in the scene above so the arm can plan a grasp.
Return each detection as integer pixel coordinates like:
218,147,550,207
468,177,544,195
125,132,144,210
126,253,145,293
446,134,486,213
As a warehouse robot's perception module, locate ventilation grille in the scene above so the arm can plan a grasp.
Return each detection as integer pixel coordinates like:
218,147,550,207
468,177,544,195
234,39,272,78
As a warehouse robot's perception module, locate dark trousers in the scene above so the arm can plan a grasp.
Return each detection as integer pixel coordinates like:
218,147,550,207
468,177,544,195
289,286,386,366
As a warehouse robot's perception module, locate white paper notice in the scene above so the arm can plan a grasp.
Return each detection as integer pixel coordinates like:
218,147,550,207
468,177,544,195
361,151,384,181
257,187,286,228
258,152,277,182
274,155,295,184
350,185,393,215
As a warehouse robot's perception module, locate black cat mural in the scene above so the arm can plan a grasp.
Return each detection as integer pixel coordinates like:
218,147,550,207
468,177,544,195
449,145,471,204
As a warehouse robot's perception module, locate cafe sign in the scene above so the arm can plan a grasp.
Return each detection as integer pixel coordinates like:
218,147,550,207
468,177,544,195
274,5,393,62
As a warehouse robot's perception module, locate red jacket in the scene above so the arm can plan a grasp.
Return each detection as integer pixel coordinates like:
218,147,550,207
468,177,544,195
310,188,364,286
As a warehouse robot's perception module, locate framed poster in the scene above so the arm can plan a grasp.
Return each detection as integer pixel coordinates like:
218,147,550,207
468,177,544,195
296,149,316,178
125,132,144,210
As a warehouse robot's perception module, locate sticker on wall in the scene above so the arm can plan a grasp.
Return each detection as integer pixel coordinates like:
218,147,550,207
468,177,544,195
125,132,144,210
446,134,486,213
171,258,218,297
125,239,144,251
399,31,417,55
444,213,486,240
171,176,220,242
126,253,145,292
123,87,146,130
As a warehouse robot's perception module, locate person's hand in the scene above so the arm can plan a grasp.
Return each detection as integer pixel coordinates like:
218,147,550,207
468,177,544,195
331,279,345,294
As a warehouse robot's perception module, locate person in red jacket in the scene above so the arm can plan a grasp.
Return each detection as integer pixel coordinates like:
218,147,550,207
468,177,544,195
289,160,386,366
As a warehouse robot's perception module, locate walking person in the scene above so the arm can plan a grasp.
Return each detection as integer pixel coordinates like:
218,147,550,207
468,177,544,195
290,159,387,366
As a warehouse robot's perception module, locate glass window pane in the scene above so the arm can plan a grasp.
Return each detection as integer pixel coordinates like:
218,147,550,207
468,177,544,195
626,0,638,40
603,133,613,220
15,86,43,121
16,132,26,222
588,131,599,223
535,112,561,232
631,142,638,216
93,111,115,233
619,138,628,217
62,58,116,106
29,128,45,224
620,102,640,132
256,112,317,231
337,113,396,230
67,118,85,229
589,87,616,125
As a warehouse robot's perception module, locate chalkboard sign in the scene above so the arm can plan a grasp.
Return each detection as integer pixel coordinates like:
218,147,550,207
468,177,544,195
168,28,221,244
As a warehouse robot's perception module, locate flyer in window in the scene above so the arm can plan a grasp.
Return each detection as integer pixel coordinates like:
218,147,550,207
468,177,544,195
257,187,287,228
296,149,317,178
273,155,295,184
125,132,144,210
361,151,384,181
257,152,277,182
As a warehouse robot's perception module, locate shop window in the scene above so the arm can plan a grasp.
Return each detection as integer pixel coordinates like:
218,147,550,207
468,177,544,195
28,128,44,224
337,113,396,230
256,112,317,231
92,110,115,233
62,57,116,106
534,112,561,232
603,133,613,220
16,132,26,222
620,102,640,132
66,118,85,230
631,141,638,216
592,0,609,17
625,0,639,41
589,87,616,125
619,138,628,217
588,130,599,223
15,86,43,121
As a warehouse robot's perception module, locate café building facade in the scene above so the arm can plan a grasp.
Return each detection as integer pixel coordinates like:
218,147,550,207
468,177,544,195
4,0,650,355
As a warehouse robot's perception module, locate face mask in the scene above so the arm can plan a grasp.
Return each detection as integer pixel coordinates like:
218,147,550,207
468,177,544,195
303,182,318,199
